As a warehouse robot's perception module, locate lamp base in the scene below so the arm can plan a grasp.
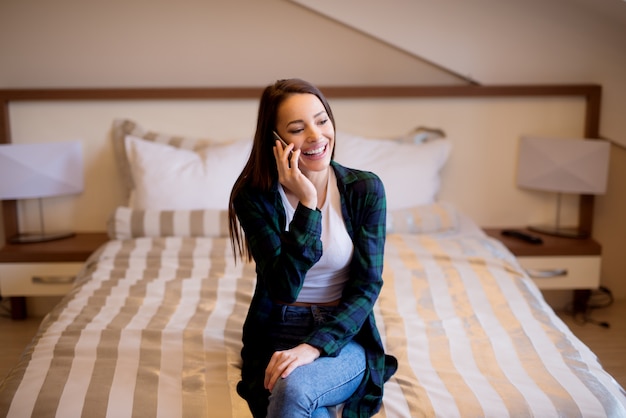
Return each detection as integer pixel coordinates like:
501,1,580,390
9,231,76,244
528,225,589,239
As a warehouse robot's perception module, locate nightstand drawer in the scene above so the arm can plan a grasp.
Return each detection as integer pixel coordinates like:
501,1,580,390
0,263,83,296
518,256,601,290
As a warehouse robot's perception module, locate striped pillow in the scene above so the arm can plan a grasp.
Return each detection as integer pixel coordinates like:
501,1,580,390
107,206,229,239
387,202,458,234
108,203,456,239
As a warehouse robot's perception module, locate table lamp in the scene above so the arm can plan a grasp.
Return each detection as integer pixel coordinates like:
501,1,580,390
0,141,84,243
516,136,610,238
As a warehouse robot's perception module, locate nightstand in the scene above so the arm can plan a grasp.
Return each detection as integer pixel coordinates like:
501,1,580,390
0,233,109,319
483,227,602,290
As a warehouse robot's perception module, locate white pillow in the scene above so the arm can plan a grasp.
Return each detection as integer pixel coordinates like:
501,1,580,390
124,135,251,210
111,118,217,203
334,132,451,210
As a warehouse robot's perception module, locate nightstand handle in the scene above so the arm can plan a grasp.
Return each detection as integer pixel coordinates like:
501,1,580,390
32,276,76,285
525,268,568,278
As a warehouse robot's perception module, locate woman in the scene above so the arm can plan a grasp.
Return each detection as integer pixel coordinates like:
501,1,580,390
228,78,397,418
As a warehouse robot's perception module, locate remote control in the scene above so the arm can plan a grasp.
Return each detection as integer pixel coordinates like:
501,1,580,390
501,229,543,244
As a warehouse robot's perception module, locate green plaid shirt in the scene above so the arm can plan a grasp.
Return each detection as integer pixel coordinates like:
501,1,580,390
234,161,397,417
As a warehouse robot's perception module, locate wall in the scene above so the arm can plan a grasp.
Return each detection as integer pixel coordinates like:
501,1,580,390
594,146,626,300
0,0,460,87
0,0,623,299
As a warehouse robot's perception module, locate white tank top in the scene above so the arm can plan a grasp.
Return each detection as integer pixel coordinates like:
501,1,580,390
279,170,353,303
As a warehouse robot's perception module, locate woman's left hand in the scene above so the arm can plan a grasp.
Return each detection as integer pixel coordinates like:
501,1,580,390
264,343,321,392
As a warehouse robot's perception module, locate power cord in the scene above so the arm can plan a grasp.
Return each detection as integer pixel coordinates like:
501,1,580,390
563,286,613,328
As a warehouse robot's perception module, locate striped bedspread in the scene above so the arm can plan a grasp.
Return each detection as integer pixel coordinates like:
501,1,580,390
1,234,624,417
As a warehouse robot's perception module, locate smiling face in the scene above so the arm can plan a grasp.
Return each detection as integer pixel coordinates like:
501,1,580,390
275,93,335,174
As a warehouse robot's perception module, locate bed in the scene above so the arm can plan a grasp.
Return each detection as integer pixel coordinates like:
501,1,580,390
1,85,625,417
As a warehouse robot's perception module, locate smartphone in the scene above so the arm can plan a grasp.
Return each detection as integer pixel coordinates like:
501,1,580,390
273,131,293,163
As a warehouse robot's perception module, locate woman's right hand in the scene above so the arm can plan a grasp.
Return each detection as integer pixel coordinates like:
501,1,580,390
264,343,321,392
273,140,317,210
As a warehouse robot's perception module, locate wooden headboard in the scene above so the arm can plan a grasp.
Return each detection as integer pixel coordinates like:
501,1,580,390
0,84,601,241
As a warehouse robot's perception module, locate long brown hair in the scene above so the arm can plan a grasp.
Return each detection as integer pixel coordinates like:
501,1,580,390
228,78,336,262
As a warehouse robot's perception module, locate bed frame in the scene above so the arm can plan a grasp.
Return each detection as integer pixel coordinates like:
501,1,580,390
0,84,602,243
3,85,624,418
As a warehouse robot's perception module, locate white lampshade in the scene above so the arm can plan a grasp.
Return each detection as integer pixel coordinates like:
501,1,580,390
0,141,83,199
0,141,84,243
517,136,610,195
516,136,610,238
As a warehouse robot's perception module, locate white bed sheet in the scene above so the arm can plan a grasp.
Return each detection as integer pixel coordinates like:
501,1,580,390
1,219,624,417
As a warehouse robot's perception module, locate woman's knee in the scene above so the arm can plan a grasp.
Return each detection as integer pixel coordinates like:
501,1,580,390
268,372,317,416
267,343,365,416
270,371,312,404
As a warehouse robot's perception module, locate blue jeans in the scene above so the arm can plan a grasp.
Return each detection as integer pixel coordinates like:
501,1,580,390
266,305,366,418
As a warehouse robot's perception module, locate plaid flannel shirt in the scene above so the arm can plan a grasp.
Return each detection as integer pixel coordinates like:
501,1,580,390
234,161,397,417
